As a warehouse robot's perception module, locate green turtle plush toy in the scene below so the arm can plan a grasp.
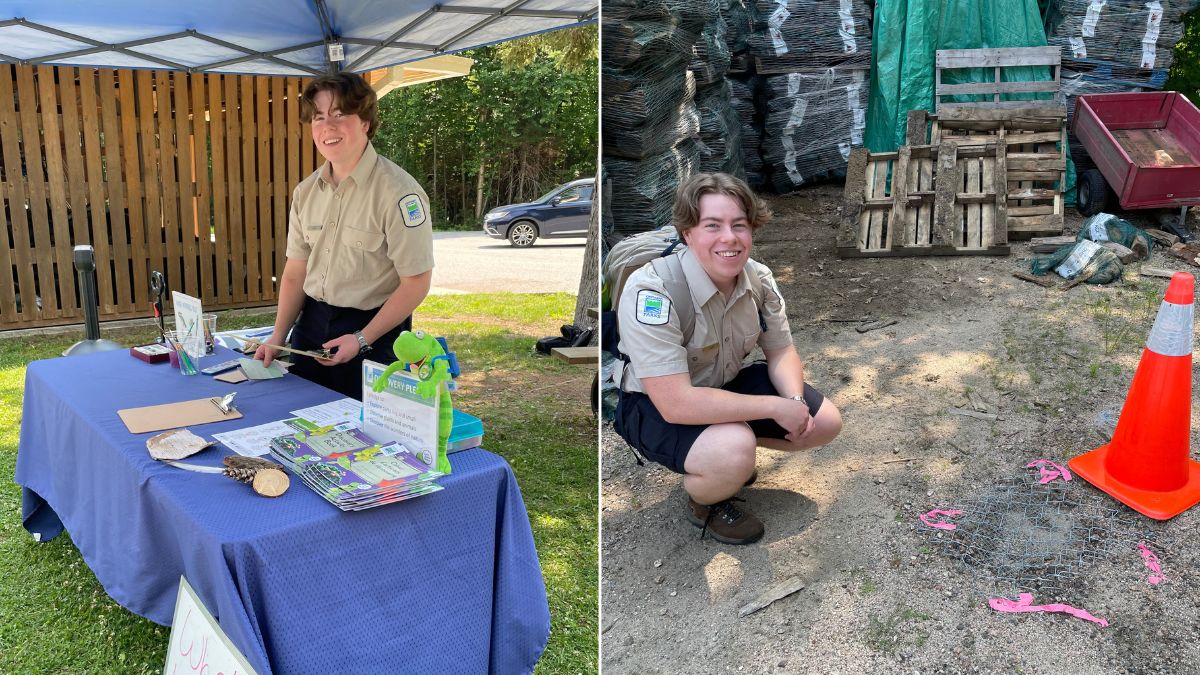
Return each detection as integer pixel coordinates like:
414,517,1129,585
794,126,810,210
372,330,455,474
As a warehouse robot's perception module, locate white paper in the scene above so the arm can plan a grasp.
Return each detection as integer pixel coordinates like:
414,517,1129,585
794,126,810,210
289,398,362,426
171,291,206,358
214,420,306,457
362,360,441,470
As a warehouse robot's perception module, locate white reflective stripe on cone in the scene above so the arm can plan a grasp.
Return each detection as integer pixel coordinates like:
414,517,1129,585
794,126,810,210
1146,301,1193,357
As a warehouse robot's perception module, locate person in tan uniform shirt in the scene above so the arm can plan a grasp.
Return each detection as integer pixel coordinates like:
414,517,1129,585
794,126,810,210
613,173,842,545
255,72,433,399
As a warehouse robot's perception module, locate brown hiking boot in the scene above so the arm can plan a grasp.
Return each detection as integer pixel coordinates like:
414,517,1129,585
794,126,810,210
687,497,764,545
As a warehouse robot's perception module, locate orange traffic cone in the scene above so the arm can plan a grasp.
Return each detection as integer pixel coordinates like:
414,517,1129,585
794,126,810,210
1069,272,1200,520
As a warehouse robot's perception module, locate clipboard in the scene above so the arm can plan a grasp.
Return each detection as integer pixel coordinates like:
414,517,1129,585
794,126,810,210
118,396,244,434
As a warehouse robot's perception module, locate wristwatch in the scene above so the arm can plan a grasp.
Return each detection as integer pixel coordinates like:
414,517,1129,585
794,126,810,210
353,330,372,355
789,394,806,404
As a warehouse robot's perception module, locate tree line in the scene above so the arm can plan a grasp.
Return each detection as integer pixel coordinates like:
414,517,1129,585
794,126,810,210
373,27,598,229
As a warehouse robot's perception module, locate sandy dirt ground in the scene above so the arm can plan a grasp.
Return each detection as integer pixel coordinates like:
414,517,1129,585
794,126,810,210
601,183,1200,674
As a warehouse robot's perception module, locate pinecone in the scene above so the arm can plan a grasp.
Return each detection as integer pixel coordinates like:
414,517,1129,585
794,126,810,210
223,466,259,483
223,455,278,483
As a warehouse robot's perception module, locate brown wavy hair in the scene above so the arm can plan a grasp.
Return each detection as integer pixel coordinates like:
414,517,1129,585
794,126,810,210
671,172,772,236
300,72,380,139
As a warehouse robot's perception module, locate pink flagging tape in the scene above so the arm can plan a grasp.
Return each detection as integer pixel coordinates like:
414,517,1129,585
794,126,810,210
918,509,962,530
988,593,1108,627
1138,543,1165,585
1026,459,1073,484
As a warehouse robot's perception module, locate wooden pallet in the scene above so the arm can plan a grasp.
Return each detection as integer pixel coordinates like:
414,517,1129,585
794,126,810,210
934,46,1063,111
837,142,1010,258
908,106,1068,239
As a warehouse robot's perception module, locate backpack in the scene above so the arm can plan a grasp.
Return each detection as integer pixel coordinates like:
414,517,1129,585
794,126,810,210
599,227,766,371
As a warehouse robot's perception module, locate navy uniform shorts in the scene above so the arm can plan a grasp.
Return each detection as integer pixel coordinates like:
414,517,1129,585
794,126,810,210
613,361,826,474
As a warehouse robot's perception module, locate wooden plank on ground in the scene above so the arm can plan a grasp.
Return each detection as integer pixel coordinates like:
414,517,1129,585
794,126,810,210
1139,267,1183,279
1144,228,1180,247
552,347,597,364
1029,235,1075,252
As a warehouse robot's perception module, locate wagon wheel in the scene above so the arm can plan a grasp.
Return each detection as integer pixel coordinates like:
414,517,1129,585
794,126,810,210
1077,169,1112,217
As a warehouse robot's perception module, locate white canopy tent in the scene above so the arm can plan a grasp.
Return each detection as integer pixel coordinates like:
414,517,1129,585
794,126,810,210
0,0,596,76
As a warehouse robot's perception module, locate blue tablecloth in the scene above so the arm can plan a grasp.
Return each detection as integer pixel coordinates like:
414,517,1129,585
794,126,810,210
16,347,549,674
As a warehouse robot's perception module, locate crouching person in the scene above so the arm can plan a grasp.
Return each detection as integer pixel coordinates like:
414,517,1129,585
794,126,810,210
612,172,842,545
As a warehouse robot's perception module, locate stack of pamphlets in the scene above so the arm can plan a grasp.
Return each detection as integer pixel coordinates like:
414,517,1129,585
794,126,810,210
267,421,443,511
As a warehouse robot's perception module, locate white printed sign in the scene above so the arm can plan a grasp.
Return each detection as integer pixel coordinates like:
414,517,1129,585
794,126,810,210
164,576,258,675
172,291,206,358
361,360,440,469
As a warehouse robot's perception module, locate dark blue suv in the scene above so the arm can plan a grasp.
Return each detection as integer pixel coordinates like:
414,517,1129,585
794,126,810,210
482,178,594,247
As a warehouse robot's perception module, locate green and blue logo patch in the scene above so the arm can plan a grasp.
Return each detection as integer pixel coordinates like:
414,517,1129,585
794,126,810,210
635,289,670,325
399,193,426,227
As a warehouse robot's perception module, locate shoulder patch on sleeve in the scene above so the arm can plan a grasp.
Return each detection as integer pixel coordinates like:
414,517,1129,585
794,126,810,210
399,194,427,227
635,289,671,325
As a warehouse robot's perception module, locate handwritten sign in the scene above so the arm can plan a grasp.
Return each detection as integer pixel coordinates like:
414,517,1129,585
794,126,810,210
361,360,440,469
164,576,258,675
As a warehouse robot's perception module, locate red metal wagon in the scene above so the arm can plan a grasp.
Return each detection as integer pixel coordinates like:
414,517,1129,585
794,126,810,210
1072,92,1200,238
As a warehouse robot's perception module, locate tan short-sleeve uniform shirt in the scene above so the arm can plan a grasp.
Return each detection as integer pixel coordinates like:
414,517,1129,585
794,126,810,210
615,249,793,394
285,143,434,310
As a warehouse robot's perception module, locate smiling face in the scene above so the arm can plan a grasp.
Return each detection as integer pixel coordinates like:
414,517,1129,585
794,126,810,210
682,192,752,295
309,89,370,170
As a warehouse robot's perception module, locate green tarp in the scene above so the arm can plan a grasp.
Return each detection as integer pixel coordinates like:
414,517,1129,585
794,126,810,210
865,0,1051,152
864,0,1074,193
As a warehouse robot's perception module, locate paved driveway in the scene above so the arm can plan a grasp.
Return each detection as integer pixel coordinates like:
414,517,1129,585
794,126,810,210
430,231,589,294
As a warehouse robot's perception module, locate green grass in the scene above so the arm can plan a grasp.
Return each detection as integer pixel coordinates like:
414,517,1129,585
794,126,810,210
864,606,932,655
0,292,597,674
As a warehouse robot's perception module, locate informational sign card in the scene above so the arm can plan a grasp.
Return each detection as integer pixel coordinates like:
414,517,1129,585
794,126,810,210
172,291,205,358
361,360,440,469
164,576,258,675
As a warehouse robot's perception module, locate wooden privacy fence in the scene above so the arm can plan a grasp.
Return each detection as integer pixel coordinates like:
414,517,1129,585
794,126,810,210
0,65,317,330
